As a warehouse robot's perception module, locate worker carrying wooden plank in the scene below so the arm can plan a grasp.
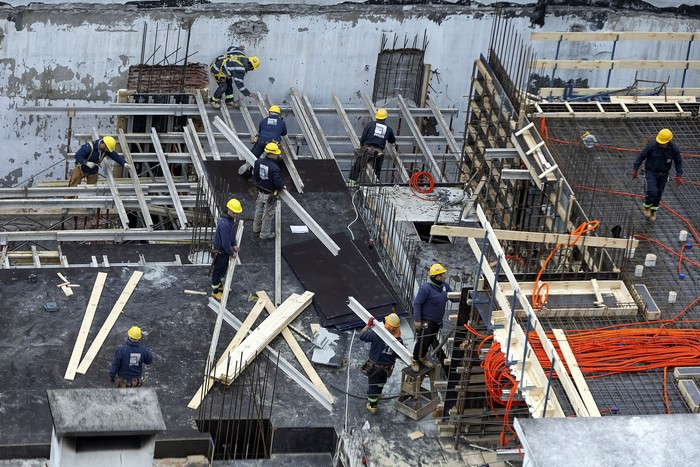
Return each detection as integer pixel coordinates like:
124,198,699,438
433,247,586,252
211,198,243,300
360,313,404,414
68,136,130,187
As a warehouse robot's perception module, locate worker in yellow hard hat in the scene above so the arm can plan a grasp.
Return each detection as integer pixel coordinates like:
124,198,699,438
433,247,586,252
411,263,456,372
109,326,153,388
211,198,243,300
239,105,288,176
209,45,260,108
253,143,286,240
348,108,397,186
359,313,404,414
631,128,684,221
68,135,131,187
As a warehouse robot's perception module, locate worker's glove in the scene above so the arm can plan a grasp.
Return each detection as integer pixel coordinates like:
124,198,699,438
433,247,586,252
675,176,683,187
123,163,131,171
415,321,423,331
250,135,258,144
86,161,97,169
367,317,374,327
630,169,638,179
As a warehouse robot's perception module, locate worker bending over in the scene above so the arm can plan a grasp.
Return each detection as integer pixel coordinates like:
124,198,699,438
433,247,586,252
239,105,288,175
69,135,130,187
209,45,260,108
348,108,396,185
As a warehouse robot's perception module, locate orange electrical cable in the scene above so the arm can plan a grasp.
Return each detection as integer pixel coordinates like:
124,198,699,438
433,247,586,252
408,171,435,201
532,220,599,309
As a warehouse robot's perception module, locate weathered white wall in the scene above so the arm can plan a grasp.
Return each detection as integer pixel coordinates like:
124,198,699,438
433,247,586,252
1,3,699,184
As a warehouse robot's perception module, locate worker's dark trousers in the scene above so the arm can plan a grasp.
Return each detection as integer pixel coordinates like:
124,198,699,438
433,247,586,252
644,171,668,211
367,368,389,406
213,78,233,100
413,321,441,360
349,147,383,181
251,138,273,157
211,253,229,289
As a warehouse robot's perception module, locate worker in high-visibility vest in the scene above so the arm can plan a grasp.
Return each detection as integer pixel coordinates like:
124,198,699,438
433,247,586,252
209,45,260,108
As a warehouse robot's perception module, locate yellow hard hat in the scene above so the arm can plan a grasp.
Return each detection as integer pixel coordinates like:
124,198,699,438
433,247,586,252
384,313,400,328
375,108,388,120
128,326,142,341
656,128,672,145
429,263,447,276
102,135,117,152
269,105,281,114
226,198,243,213
248,56,260,70
265,142,281,155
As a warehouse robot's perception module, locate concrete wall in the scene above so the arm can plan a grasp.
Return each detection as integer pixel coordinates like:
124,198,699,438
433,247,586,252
1,2,699,184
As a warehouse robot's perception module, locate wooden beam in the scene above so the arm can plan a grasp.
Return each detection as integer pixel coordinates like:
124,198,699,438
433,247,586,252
531,59,700,70
118,129,154,229
212,291,315,383
531,31,698,42
430,225,639,250
257,291,333,401
65,272,107,380
289,87,325,159
552,329,601,417
397,94,446,183
361,93,409,182
194,90,221,161
92,128,130,229
187,296,267,409
76,271,143,374
150,128,189,229
333,93,378,184
426,95,461,162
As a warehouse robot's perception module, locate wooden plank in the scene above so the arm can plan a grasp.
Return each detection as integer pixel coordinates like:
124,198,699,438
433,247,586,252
117,129,154,229
531,59,700,70
219,100,238,135
150,128,189,229
91,128,130,229
61,285,73,297
531,31,698,42
361,93,409,182
429,225,639,249
301,90,335,159
0,244,8,269
65,272,107,380
194,90,221,161
552,329,601,417
426,95,461,162
290,87,325,159
187,296,267,409
333,93,377,183
212,291,315,383
76,271,143,374
397,94,446,183
183,122,219,221
257,291,333,401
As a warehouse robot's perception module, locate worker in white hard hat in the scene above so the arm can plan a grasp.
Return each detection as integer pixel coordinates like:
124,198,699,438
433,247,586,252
109,326,153,388
348,108,397,185
211,198,243,300
411,263,455,372
68,135,131,187
631,128,684,222
359,313,404,414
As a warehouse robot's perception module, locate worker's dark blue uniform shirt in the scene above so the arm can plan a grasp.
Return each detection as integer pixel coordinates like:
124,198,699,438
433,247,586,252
633,141,683,176
109,340,152,380
413,279,453,324
360,120,396,149
210,48,252,96
257,115,288,143
254,156,283,193
359,329,402,366
212,213,238,256
75,140,126,174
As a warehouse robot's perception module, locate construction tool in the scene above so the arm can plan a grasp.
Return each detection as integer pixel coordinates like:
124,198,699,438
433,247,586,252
44,302,59,313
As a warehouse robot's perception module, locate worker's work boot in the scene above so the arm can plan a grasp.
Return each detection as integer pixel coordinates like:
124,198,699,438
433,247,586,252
643,206,651,218
210,99,221,109
420,358,435,369
410,359,420,372
649,210,657,221
366,402,378,414
212,288,223,301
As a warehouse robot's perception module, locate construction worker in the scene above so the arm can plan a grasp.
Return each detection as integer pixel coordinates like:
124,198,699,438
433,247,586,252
631,128,683,221
109,326,153,388
211,198,243,300
209,45,260,109
68,136,130,187
359,313,403,414
238,105,288,175
348,108,397,185
411,263,453,372
253,142,285,240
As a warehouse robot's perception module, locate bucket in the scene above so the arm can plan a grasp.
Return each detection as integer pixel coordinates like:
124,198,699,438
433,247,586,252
645,254,657,267
668,291,678,304
634,265,644,277
679,230,688,242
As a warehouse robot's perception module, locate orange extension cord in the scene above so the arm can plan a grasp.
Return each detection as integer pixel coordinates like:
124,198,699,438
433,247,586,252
408,171,435,200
